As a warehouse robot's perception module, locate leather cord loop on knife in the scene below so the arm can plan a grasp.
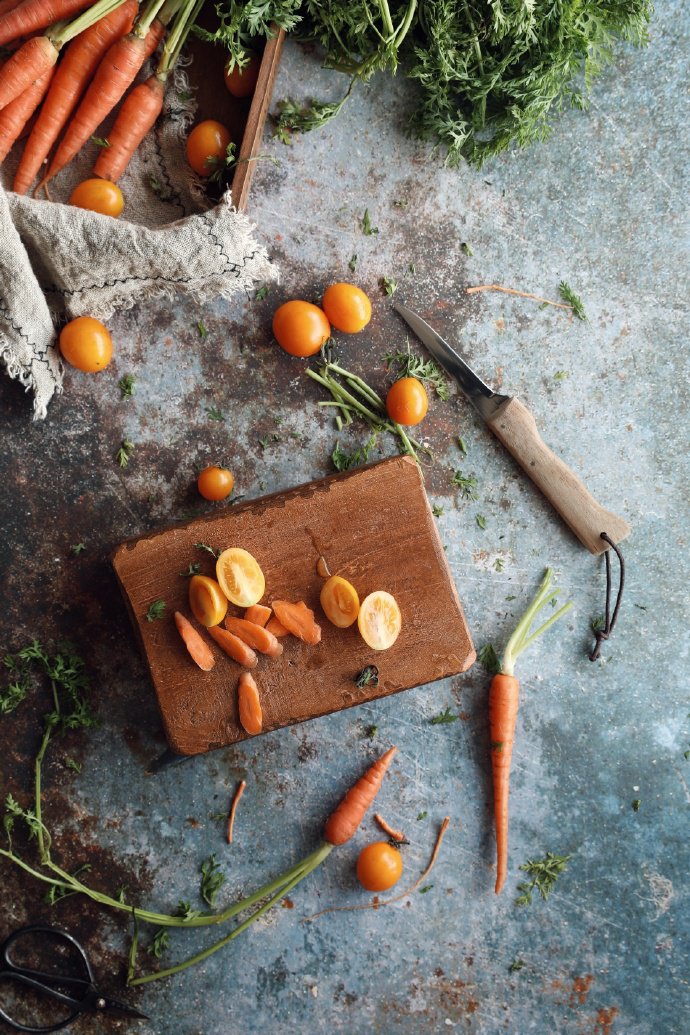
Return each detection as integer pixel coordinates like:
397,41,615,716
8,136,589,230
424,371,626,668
589,533,626,661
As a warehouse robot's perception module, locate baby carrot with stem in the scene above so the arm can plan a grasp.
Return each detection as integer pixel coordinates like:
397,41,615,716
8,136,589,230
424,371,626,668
490,568,572,894
0,65,54,162
93,0,202,182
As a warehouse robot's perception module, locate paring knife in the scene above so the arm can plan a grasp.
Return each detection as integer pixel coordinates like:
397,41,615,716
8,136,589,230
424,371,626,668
394,303,631,556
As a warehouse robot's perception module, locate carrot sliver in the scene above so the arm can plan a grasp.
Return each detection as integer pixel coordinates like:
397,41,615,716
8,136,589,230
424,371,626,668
0,0,94,47
174,611,215,672
0,35,58,111
227,779,246,844
238,671,262,735
324,747,397,846
489,672,520,894
207,624,258,669
244,604,272,628
265,616,289,638
272,600,322,646
224,616,283,658
93,74,164,181
0,65,53,163
14,0,137,194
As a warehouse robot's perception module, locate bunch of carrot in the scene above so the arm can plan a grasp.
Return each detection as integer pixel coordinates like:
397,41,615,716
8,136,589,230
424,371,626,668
0,0,201,194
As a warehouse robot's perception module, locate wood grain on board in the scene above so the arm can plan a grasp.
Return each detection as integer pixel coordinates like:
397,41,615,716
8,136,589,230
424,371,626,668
112,456,476,756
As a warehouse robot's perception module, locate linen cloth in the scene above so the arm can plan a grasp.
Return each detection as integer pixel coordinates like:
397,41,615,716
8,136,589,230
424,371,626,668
0,68,277,418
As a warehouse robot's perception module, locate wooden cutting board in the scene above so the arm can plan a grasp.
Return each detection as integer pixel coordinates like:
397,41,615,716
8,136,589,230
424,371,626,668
112,456,475,756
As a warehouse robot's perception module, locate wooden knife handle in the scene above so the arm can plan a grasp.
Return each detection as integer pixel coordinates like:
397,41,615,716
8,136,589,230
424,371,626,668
486,397,631,555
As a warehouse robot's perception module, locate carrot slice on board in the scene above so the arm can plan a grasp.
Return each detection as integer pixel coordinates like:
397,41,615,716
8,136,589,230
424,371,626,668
238,671,262,735
174,611,215,672
244,604,272,628
272,600,322,646
224,616,283,658
266,616,289,638
207,625,258,668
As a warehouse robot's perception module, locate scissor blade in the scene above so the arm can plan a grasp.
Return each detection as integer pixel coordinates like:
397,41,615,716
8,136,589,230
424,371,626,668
98,994,148,1020
394,303,508,421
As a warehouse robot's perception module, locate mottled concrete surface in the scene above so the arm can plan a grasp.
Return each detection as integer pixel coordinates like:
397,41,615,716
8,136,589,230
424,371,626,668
0,3,688,1034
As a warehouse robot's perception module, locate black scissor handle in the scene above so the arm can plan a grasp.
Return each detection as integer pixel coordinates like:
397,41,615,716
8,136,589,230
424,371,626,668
0,926,92,1033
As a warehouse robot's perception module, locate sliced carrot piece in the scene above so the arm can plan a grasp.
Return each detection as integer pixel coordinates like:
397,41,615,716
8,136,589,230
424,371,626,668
207,624,258,668
266,616,289,638
224,616,283,658
238,671,262,735
272,600,322,646
244,604,272,628
174,611,215,672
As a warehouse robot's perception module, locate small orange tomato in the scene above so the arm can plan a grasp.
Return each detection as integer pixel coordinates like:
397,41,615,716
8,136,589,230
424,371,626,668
189,575,228,627
357,591,401,651
320,575,360,628
70,178,124,217
59,316,112,372
322,283,372,333
186,120,231,177
224,53,261,98
385,376,428,426
197,466,234,501
272,300,330,357
356,841,403,892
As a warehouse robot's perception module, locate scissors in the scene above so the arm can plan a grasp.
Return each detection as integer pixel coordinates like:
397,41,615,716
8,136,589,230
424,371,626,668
0,925,148,1032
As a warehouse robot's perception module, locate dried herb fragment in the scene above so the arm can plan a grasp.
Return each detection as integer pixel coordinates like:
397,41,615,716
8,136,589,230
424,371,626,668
386,346,450,400
348,254,358,273
255,285,270,300
116,440,134,469
355,665,379,689
432,504,444,517
417,811,427,821
70,543,86,555
179,563,201,578
145,599,166,623
430,707,458,725
558,282,587,321
452,471,478,499
197,320,208,339
91,135,110,148
194,542,221,559
380,275,397,296
509,958,525,973
361,208,378,236
476,513,487,529
516,852,571,906
118,374,136,398
206,406,225,422
148,929,170,958
632,799,641,812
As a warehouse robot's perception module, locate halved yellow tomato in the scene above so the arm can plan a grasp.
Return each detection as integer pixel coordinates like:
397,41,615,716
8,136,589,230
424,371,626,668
357,591,401,650
188,575,228,627
320,575,360,628
216,548,265,608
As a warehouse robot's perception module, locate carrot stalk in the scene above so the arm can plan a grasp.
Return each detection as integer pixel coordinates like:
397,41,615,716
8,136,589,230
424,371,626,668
13,0,137,194
0,0,94,47
42,3,167,184
490,568,572,894
223,616,282,658
237,671,262,736
174,611,215,672
227,779,246,844
323,746,397,846
0,66,53,162
207,625,257,669
244,604,272,628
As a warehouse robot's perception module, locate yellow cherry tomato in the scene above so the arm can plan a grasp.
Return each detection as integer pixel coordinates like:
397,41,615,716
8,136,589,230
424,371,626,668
188,575,228,627
70,178,124,217
186,120,231,177
224,53,261,98
357,591,402,651
385,377,428,427
197,466,234,501
272,300,330,357
356,841,403,891
322,283,372,333
59,316,112,372
320,575,360,628
216,548,265,607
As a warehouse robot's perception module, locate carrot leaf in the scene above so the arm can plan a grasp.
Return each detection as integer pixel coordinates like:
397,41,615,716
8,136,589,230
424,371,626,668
501,569,572,676
516,852,571,906
200,854,225,907
478,644,501,675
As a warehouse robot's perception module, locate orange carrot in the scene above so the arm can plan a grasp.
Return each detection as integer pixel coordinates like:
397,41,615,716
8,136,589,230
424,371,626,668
174,611,215,672
244,604,272,628
272,600,321,646
227,779,246,844
93,72,164,181
0,66,53,162
489,673,519,894
13,0,137,194
224,616,283,658
43,17,165,184
0,35,59,111
0,2,23,21
0,0,93,46
488,568,572,894
238,671,262,735
324,746,397,846
265,615,289,638
207,624,258,669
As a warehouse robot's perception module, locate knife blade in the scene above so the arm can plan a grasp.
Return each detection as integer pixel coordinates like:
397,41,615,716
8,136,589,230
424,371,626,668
394,303,631,555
